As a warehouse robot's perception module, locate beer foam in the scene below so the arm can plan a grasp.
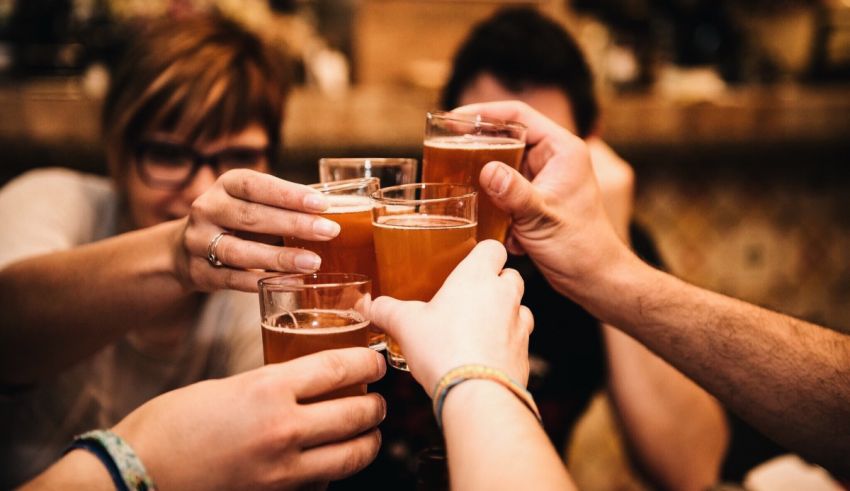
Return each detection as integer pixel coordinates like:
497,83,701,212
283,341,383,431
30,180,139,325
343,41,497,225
324,195,372,213
374,214,476,229
263,309,369,333
425,135,525,150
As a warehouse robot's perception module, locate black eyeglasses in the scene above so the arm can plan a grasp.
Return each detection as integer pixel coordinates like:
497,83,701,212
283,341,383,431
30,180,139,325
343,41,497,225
134,140,271,190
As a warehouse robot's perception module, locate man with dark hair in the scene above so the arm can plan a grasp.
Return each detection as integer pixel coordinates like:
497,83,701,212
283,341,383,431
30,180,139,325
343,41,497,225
441,8,730,490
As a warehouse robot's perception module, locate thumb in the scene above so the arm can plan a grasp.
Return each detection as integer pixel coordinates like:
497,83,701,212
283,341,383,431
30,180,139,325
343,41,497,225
480,160,546,229
369,295,424,344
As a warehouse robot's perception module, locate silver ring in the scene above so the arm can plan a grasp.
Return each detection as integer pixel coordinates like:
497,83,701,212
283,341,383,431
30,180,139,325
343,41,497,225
207,231,231,267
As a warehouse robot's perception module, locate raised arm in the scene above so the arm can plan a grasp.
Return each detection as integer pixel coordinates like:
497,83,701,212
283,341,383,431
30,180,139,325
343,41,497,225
21,348,386,490
460,100,850,476
585,141,729,489
370,241,576,491
0,169,339,385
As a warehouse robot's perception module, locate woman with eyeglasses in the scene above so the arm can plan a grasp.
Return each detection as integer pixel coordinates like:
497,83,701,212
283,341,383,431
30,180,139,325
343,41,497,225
0,15,384,488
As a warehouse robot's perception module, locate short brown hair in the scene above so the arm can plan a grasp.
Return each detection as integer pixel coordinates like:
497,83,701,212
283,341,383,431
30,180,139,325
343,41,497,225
102,15,291,180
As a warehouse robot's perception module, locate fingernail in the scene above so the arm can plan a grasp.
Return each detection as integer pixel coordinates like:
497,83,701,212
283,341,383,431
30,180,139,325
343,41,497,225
488,164,511,196
295,253,321,271
313,218,341,238
303,193,328,212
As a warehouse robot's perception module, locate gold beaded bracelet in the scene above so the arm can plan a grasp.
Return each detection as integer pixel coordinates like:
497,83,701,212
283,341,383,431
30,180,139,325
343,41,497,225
431,364,542,429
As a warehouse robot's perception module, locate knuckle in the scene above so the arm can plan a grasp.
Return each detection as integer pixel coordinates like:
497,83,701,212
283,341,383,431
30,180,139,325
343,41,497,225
323,351,351,389
294,213,316,236
237,202,260,228
222,268,240,290
276,249,296,271
337,442,369,477
228,169,254,201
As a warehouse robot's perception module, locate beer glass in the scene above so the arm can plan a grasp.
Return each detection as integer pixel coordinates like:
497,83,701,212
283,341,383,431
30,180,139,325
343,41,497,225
259,273,371,400
319,157,418,188
286,177,385,349
371,183,477,370
422,111,526,242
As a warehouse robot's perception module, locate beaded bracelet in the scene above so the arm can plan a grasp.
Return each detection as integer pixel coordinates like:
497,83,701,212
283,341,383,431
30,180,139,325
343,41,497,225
67,429,158,491
431,364,542,429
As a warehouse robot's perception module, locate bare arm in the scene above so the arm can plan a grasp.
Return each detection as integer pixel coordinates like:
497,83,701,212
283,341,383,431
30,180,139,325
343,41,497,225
371,241,576,491
0,169,339,386
0,220,188,385
586,137,728,489
458,100,850,476
583,259,850,475
19,348,386,490
603,324,729,490
19,451,113,491
443,380,575,491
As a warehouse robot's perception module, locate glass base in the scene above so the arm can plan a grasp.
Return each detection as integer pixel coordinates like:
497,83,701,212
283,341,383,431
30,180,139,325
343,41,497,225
369,341,387,352
386,350,409,371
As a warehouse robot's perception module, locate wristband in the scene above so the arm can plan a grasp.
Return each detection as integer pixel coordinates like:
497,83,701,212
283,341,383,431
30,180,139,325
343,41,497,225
67,429,158,491
431,364,541,429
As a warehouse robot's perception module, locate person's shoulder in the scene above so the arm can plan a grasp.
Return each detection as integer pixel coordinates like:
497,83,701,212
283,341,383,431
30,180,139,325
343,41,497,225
2,167,112,198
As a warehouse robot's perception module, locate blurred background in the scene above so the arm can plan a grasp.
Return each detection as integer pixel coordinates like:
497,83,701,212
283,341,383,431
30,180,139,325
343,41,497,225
0,0,848,488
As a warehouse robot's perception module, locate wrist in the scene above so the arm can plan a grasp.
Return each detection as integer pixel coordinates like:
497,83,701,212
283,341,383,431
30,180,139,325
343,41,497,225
164,218,195,294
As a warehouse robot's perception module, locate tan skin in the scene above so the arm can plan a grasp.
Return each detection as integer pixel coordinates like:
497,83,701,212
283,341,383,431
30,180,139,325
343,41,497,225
9,124,388,489
22,348,388,490
464,101,849,477
459,75,729,491
371,241,577,491
0,123,341,384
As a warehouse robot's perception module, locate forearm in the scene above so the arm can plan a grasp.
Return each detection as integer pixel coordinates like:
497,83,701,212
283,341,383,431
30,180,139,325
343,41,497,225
604,325,728,491
442,380,576,491
18,450,113,491
0,219,191,385
568,255,850,474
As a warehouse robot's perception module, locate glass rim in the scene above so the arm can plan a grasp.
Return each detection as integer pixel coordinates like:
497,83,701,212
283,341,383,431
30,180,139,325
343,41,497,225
307,176,380,193
426,110,527,132
319,157,418,167
258,273,372,291
370,183,477,205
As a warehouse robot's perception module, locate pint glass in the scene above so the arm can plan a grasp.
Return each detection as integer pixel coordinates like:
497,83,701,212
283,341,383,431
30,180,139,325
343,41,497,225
258,273,371,400
371,184,477,371
319,157,418,188
286,177,385,349
422,111,526,242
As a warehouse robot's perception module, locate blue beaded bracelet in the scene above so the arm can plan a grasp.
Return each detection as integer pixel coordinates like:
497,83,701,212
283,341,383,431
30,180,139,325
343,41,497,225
67,429,157,491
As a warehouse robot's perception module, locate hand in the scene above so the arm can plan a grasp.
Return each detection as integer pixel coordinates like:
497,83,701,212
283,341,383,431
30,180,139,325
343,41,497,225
174,169,342,292
113,348,386,490
369,240,533,393
586,137,634,240
454,101,635,296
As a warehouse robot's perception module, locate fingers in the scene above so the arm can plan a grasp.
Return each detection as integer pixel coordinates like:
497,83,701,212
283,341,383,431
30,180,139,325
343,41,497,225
274,348,387,401
201,197,341,240
220,169,330,213
499,267,525,300
519,305,534,336
445,240,508,285
297,428,382,482
480,161,547,228
368,296,425,343
190,232,322,273
298,393,386,448
189,262,276,292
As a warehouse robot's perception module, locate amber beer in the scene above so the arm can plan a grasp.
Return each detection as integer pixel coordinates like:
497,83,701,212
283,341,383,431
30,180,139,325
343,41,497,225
423,111,526,242
258,273,371,400
287,197,379,294
286,178,384,349
262,309,369,400
371,184,478,370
